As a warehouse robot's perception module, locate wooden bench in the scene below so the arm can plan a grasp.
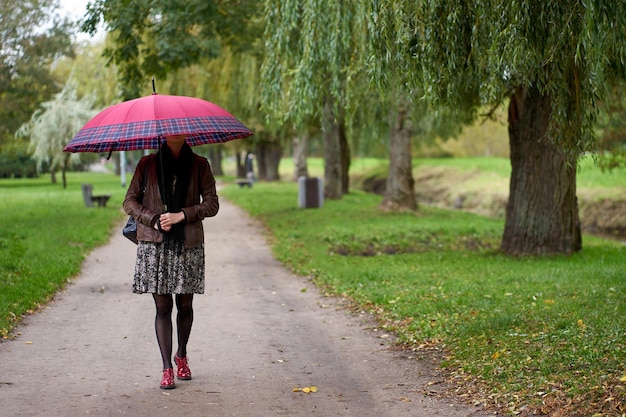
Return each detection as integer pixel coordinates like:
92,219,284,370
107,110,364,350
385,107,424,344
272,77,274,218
235,179,253,188
81,184,111,207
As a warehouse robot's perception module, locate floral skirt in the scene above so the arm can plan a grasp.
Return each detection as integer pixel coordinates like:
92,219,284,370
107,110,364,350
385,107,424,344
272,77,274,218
132,238,205,295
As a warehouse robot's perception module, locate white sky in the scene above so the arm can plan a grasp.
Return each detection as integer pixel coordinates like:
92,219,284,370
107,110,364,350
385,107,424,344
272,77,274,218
58,0,104,42
59,0,90,19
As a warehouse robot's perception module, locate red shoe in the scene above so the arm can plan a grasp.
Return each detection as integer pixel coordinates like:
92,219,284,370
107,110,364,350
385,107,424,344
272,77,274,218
160,368,175,389
174,355,192,380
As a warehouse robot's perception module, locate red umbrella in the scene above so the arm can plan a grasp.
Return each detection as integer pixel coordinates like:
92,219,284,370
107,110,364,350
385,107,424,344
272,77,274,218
64,93,253,153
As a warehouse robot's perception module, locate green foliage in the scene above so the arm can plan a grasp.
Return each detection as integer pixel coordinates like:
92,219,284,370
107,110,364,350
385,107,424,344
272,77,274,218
16,82,98,174
0,172,126,338
53,42,121,109
81,0,260,99
0,141,37,178
222,181,626,415
412,0,626,155
0,0,75,168
597,81,626,171
261,0,369,125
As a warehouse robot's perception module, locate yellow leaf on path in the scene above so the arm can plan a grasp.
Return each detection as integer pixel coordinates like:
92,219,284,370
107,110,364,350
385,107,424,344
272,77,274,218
619,375,626,382
293,386,317,393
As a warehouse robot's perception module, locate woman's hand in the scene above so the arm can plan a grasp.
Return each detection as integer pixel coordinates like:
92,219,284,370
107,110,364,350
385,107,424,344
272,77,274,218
157,212,185,232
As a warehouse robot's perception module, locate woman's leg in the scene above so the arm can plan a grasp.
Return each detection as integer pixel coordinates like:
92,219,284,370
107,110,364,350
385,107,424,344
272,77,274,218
175,294,194,358
153,293,174,369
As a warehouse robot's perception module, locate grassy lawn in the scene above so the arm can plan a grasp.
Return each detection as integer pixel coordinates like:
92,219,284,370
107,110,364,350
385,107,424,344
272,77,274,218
2,157,624,416
221,177,625,416
0,172,126,338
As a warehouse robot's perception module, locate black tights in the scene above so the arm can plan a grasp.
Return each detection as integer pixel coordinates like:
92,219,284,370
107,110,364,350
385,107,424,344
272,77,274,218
153,293,194,370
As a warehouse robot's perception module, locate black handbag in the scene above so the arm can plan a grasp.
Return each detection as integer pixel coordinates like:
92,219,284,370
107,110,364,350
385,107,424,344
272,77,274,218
123,165,147,244
122,216,139,244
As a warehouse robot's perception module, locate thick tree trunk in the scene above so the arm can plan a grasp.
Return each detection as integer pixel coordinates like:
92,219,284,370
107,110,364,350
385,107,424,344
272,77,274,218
235,152,246,178
501,87,582,255
207,146,224,176
260,142,282,181
380,102,417,211
323,99,343,199
293,132,309,181
253,141,282,181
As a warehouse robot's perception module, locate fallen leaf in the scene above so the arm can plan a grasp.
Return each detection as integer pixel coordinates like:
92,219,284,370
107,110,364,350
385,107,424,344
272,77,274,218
491,351,500,360
293,386,317,393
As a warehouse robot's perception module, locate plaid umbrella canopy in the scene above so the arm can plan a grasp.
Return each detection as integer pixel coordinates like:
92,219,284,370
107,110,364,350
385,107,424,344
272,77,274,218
64,93,253,153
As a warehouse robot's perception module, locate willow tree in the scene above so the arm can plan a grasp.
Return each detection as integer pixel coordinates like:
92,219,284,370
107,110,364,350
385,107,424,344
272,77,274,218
261,1,369,199
16,82,97,187
164,48,265,177
366,3,421,211
367,3,474,211
376,1,626,255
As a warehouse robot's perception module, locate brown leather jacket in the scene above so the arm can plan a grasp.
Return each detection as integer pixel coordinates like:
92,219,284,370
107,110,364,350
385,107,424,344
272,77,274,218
123,153,219,248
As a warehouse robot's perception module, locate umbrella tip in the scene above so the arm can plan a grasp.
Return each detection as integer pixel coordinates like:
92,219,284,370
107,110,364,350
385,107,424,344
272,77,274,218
152,77,156,94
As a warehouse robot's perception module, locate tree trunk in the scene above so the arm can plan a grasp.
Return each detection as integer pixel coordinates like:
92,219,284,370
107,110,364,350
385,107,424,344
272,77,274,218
207,146,224,176
255,145,267,180
293,131,309,181
339,120,350,195
235,152,246,178
252,141,282,181
501,87,582,255
259,142,282,181
380,102,417,211
323,99,343,199
114,153,121,176
62,153,70,189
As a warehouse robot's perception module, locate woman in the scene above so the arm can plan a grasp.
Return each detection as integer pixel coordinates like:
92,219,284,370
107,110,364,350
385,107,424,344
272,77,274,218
123,134,219,389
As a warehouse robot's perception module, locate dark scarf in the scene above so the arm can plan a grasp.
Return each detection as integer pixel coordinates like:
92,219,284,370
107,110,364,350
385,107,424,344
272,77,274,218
156,142,193,243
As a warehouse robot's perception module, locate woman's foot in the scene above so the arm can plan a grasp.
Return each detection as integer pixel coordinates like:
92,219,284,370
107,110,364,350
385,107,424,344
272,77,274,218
174,355,192,380
160,368,176,389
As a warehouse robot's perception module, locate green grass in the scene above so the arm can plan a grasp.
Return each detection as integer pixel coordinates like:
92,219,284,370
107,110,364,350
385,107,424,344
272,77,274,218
0,172,126,338
221,181,626,416
410,155,626,201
